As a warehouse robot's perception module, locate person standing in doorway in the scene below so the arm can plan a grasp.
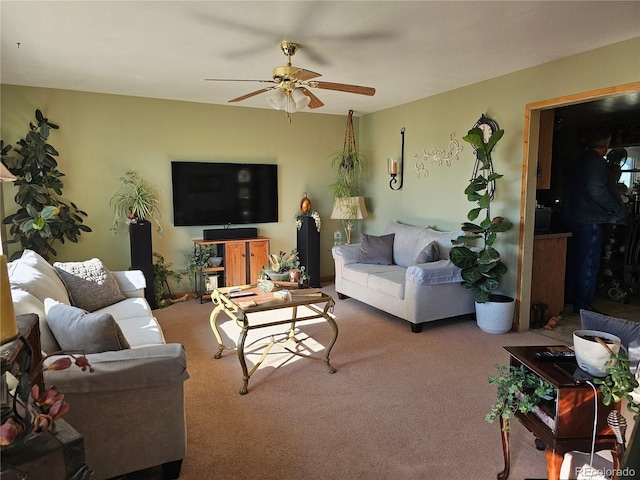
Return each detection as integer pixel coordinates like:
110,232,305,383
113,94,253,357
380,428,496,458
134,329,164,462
562,128,627,314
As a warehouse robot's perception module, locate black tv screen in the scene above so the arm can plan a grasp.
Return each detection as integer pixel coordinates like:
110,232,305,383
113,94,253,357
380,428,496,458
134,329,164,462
171,161,279,226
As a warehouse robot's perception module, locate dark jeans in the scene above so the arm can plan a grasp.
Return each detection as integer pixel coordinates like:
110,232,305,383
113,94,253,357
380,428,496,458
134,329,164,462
565,223,603,312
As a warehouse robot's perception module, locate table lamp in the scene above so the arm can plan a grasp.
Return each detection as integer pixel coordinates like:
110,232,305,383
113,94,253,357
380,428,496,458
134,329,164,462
330,196,369,245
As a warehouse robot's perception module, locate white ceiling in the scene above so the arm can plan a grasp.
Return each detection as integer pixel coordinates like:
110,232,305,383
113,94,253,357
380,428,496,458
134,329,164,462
1,1,639,117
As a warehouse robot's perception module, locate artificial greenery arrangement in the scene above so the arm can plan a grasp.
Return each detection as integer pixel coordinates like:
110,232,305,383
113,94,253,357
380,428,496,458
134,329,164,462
486,364,556,432
449,124,513,303
183,244,215,293
329,110,365,200
594,348,640,419
152,252,182,308
1,110,91,261
110,171,162,235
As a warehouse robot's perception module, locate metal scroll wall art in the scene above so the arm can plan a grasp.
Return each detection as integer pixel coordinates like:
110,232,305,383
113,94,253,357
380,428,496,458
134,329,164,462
414,133,463,178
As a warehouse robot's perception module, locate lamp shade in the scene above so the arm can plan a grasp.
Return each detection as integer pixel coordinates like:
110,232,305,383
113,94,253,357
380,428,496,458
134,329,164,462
1,255,18,345
330,196,369,220
267,89,287,110
292,88,310,110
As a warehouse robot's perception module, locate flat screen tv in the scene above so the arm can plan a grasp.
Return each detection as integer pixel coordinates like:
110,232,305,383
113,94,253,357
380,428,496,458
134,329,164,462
171,161,278,226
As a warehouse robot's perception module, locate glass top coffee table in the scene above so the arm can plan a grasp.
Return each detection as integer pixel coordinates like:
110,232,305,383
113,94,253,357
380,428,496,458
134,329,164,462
209,285,338,394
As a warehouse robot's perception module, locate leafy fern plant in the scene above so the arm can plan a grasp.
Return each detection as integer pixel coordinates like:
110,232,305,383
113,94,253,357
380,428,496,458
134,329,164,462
486,364,556,431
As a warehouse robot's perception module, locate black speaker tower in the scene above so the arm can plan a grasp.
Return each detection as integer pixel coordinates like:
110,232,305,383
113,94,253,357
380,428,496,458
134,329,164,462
296,216,321,288
129,221,157,309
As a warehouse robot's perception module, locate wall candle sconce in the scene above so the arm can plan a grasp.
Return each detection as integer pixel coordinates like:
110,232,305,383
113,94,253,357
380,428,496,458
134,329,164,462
389,127,405,190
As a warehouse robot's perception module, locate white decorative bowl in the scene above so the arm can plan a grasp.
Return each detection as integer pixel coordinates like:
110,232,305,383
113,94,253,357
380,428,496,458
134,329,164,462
208,256,223,267
573,329,621,377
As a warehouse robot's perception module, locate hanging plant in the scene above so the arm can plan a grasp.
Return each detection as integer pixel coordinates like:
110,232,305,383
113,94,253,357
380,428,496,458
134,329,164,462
329,110,365,199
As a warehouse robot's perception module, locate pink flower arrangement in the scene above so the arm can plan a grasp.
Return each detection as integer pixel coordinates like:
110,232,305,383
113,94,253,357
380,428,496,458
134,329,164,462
0,350,92,450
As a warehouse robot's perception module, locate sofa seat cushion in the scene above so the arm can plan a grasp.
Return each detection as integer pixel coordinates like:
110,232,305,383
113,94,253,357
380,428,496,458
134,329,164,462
45,300,131,354
94,297,152,321
54,258,126,312
115,316,166,348
343,264,406,299
8,250,70,304
367,269,406,299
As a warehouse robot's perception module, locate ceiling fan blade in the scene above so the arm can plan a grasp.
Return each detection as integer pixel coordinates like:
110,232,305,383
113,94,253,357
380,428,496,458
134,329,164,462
299,88,324,109
290,68,322,81
229,87,276,103
205,78,276,84
312,81,375,96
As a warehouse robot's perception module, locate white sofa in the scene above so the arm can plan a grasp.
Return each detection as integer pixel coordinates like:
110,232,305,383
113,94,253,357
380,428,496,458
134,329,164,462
7,249,189,480
332,221,475,332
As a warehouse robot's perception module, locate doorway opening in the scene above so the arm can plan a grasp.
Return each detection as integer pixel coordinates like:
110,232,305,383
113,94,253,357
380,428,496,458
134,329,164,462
517,81,640,331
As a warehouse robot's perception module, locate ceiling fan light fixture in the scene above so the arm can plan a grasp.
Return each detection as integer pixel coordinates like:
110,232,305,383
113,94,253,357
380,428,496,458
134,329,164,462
292,88,310,110
267,89,287,110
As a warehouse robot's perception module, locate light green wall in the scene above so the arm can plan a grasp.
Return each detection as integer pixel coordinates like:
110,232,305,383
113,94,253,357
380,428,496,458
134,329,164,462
0,88,352,282
2,37,639,299
360,37,640,300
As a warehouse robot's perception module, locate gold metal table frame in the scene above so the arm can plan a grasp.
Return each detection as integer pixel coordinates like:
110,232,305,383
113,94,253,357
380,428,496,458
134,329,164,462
209,286,338,395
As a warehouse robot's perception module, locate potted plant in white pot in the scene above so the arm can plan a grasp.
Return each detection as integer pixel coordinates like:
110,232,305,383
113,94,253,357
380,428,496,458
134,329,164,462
450,116,514,334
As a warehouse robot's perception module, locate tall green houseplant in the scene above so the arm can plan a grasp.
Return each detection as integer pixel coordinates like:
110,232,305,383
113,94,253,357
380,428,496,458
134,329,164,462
450,120,513,303
1,110,91,260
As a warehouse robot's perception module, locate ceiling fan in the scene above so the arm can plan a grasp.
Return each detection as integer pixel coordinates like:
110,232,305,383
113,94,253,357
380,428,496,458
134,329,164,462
205,42,375,122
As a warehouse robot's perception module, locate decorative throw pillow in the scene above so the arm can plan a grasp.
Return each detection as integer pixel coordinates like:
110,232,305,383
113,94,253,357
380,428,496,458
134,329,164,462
358,233,395,265
53,258,125,312
44,300,130,354
414,241,440,264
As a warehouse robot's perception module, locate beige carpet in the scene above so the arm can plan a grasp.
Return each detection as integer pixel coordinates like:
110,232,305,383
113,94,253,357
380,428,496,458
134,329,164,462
125,283,576,480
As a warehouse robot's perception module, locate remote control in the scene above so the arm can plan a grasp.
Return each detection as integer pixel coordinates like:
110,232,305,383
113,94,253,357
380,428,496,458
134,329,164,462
535,350,576,360
228,291,257,299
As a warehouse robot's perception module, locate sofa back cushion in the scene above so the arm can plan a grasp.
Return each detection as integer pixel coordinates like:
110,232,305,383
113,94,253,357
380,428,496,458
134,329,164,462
415,228,462,261
383,221,428,268
11,288,61,353
383,221,462,266
8,250,70,304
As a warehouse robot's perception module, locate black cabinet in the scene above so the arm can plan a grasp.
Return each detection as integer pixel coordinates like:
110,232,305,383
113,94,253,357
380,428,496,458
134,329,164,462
297,216,320,287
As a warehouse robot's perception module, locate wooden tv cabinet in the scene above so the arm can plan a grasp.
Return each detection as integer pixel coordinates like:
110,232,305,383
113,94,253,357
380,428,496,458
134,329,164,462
193,237,270,301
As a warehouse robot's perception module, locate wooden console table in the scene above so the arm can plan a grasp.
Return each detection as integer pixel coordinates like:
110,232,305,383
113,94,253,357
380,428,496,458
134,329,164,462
498,345,619,480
